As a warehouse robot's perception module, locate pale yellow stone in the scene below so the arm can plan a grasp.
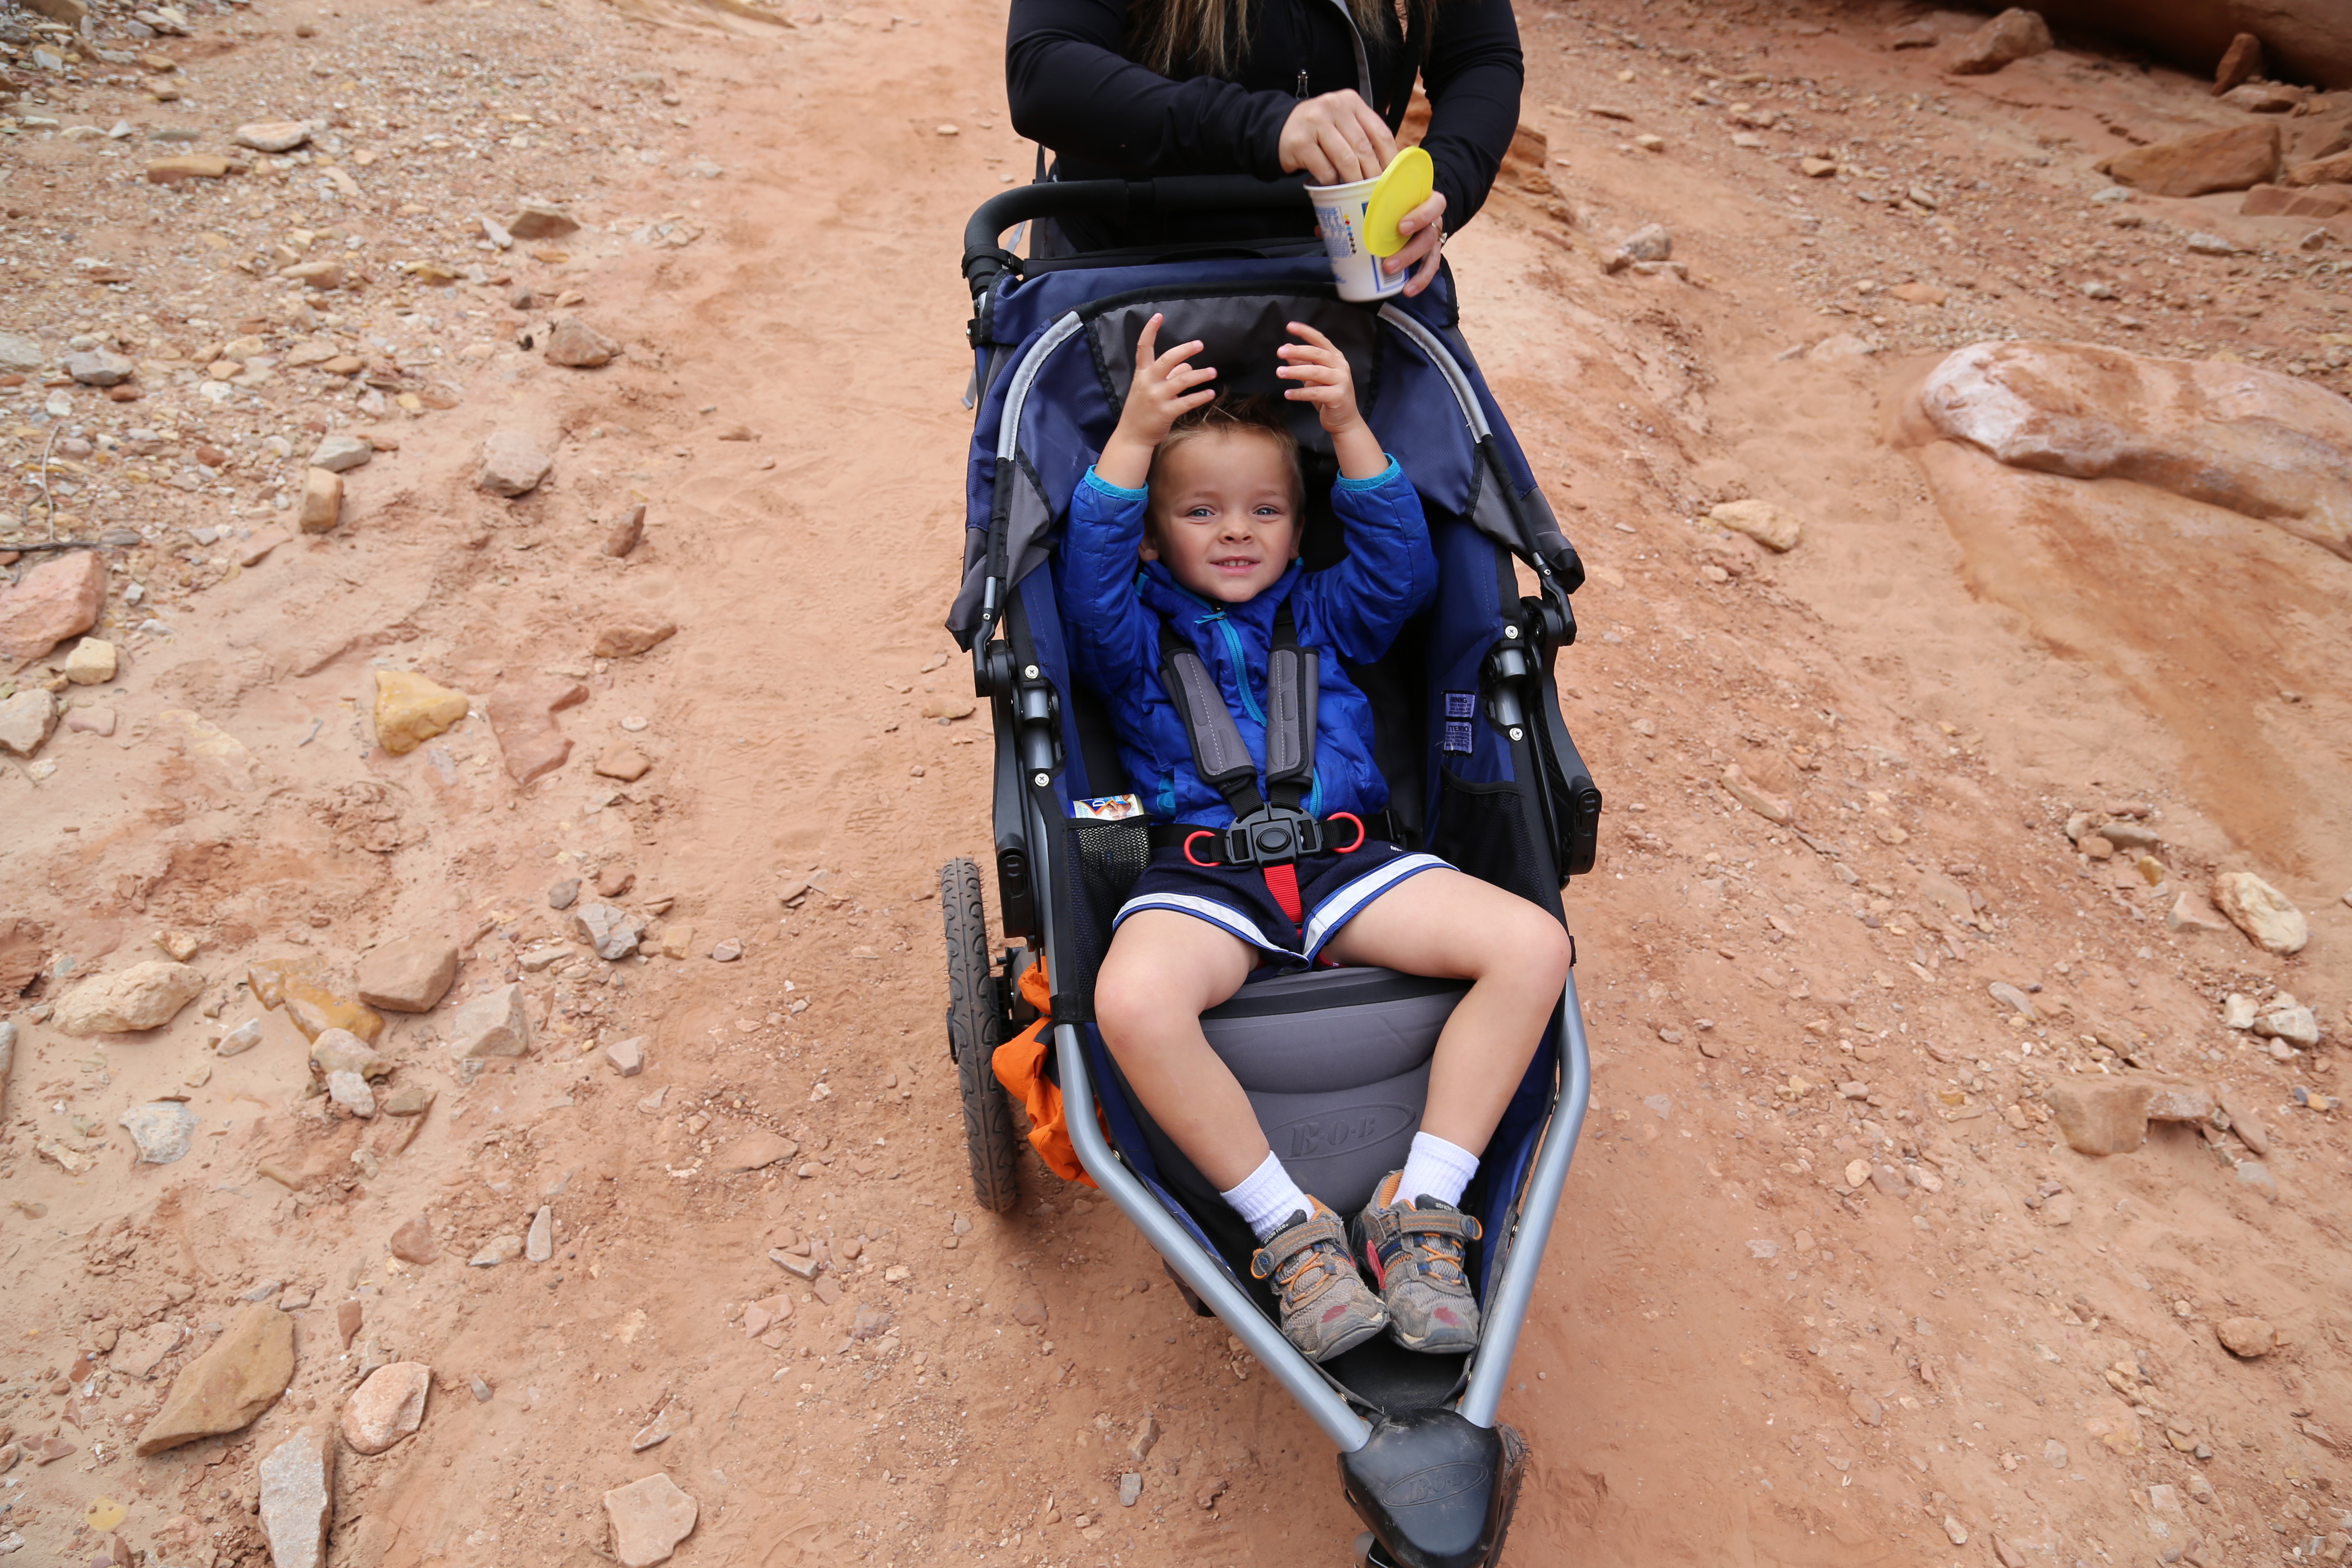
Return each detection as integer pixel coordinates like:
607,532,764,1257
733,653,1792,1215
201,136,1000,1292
373,672,469,756
1708,499,1804,552
299,467,343,534
63,636,119,685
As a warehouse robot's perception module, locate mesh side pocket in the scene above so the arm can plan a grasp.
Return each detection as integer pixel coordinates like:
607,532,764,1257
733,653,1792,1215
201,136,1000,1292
1429,768,1548,908
1051,816,1153,1019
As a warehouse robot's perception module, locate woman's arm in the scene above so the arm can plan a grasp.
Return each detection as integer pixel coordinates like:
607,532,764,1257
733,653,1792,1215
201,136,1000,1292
1007,0,1295,179
1416,0,1525,233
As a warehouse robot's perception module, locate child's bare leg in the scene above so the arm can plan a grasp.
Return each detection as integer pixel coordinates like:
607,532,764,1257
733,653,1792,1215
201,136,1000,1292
1091,911,1265,1189
1322,867,1568,1353
1320,868,1570,1157
1096,908,1393,1360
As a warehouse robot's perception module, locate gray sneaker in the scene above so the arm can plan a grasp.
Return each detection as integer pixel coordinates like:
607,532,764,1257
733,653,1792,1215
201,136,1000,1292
1352,1170,1483,1354
1251,1199,1389,1363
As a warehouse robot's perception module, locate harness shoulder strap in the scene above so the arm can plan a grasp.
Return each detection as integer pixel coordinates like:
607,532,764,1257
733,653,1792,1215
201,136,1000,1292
1156,599,1318,821
1158,619,1265,821
1263,601,1318,811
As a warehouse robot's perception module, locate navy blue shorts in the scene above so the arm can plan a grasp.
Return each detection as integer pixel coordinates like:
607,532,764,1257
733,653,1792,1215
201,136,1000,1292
1114,839,1451,964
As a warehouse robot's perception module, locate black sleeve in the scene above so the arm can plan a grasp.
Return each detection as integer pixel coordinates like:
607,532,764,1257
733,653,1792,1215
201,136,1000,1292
1006,0,1296,179
1416,0,1525,231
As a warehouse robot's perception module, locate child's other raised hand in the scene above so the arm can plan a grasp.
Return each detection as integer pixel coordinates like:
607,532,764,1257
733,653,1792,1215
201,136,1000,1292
1097,313,1216,490
1277,322,1385,480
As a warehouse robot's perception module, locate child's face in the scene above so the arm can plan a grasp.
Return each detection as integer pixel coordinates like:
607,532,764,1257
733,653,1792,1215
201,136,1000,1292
1142,429,1301,605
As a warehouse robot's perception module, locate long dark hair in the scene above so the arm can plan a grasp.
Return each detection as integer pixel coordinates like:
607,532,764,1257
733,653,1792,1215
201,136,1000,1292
1129,0,1405,78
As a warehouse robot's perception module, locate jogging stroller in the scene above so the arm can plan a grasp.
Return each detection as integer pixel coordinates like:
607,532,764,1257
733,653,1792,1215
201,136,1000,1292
940,176,1603,1568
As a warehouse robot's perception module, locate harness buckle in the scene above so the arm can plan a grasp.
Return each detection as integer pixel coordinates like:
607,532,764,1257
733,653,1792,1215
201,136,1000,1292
1182,805,1375,870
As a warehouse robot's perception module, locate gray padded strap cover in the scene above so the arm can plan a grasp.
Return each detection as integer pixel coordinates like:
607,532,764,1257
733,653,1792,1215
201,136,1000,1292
1264,645,1317,786
1163,644,1254,787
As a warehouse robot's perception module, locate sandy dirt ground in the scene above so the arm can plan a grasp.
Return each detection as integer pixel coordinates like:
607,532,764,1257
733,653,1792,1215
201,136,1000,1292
3,0,2350,1565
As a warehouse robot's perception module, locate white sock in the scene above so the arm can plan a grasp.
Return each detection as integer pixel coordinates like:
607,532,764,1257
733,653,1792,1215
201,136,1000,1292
1221,1152,1313,1243
1396,1131,1479,1209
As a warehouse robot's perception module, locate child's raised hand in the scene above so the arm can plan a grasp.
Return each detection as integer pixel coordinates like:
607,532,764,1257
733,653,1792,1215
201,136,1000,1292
1097,313,1216,489
1278,322,1385,480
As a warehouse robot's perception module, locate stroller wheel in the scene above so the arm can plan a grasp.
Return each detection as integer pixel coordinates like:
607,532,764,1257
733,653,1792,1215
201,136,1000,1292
940,857,1021,1213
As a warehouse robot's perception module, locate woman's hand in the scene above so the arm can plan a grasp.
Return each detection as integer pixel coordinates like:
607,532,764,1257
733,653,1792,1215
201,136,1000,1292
1277,90,1396,185
1096,313,1216,490
1277,321,1384,480
1384,190,1447,297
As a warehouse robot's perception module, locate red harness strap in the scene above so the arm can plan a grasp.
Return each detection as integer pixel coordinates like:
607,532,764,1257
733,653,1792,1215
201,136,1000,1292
1261,862,1305,923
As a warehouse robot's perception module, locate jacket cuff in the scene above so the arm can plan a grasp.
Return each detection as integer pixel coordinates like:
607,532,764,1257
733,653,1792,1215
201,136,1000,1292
1081,465,1150,502
1332,457,1404,493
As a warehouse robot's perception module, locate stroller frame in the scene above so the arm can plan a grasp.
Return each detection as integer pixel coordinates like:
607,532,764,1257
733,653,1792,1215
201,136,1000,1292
946,176,1602,1568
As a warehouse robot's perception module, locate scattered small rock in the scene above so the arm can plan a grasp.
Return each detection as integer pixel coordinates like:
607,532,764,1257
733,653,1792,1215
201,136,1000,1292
604,1036,647,1076
1987,980,2037,1020
447,983,533,1059
389,1216,438,1265
234,120,312,153
0,548,107,661
220,1018,265,1057
2217,1086,2270,1155
64,348,135,387
1719,762,1792,824
1707,498,1802,552
327,1070,376,1118
507,201,581,240
549,878,582,910
2211,870,2308,955
2044,1077,2155,1156
135,1306,295,1455
2215,1316,2274,1357
55,961,205,1035
527,1205,554,1263
2098,123,2280,198
545,318,619,368
605,503,647,557
311,434,373,473
356,935,460,1012
341,1362,430,1454
575,903,642,960
372,671,469,756
2213,31,2263,94
1119,1472,1144,1507
1947,6,2049,74
1604,223,1672,273
603,1473,698,1568
470,1234,524,1267
310,1027,388,1080
379,1082,435,1116
484,677,586,784
716,1132,798,1172
592,622,678,658
298,467,343,534
595,745,653,781
119,1101,198,1163
0,690,57,758
710,938,744,962
477,431,554,497
61,636,118,685
256,1426,334,1568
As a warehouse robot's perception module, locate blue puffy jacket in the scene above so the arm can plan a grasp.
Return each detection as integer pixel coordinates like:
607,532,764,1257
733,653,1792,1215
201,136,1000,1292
1057,459,1437,829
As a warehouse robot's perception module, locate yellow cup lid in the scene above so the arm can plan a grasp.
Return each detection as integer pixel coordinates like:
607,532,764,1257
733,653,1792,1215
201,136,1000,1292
1363,147,1435,258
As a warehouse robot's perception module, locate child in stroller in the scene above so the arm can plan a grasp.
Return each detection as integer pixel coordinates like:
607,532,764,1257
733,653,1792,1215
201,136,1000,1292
1065,312,1573,1365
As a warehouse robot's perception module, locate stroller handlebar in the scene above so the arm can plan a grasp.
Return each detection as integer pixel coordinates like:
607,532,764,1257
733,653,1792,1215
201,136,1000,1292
961,175,1314,299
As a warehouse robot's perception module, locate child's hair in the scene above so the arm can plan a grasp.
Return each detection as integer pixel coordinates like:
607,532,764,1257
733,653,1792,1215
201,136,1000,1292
1149,393,1303,504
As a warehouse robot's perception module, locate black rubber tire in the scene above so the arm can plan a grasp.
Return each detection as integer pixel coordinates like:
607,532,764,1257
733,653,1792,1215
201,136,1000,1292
941,857,1021,1213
